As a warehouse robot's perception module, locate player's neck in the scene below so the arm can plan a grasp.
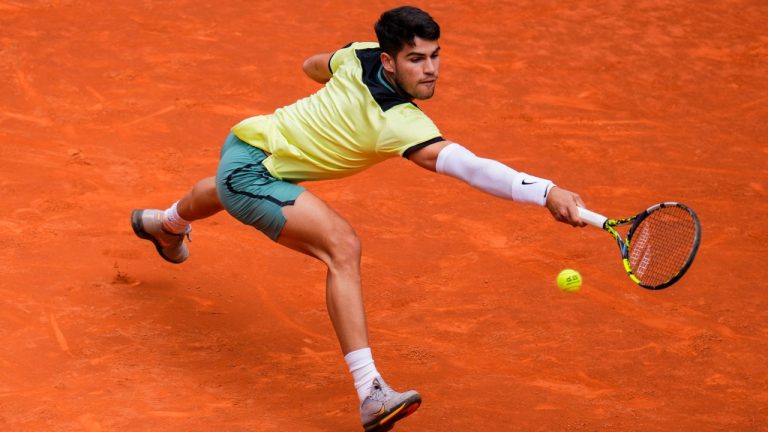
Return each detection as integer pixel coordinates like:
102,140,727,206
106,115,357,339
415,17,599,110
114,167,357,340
381,70,413,101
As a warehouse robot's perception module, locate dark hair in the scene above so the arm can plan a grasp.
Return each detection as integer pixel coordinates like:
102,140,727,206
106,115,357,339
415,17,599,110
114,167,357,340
374,6,440,56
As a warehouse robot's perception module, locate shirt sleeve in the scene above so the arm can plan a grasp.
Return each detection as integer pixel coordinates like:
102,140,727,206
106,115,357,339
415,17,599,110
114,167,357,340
376,103,443,157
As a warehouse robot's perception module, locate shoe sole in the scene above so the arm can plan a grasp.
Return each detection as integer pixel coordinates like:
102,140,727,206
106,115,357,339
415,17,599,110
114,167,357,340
131,209,184,264
363,393,421,432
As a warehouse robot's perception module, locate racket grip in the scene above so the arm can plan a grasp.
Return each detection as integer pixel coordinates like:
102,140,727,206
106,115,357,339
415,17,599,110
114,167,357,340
577,207,608,228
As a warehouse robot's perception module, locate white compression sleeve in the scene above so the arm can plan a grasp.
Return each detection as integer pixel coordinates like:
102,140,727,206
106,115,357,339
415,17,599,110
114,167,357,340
435,143,555,206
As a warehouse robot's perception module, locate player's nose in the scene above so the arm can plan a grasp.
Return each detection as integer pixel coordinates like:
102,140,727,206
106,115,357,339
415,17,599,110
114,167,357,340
424,57,436,74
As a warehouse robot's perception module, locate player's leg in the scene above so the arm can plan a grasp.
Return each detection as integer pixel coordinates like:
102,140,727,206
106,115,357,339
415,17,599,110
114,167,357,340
278,191,367,353
213,132,420,430
177,176,224,220
278,193,421,432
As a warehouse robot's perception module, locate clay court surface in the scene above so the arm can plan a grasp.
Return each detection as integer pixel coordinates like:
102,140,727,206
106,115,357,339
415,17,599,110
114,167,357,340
1,1,767,430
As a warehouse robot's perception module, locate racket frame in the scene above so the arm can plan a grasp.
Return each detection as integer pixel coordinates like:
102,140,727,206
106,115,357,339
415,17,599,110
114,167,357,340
577,202,701,290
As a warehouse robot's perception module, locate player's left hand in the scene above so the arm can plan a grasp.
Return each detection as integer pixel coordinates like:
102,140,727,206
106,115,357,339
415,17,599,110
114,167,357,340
546,186,587,227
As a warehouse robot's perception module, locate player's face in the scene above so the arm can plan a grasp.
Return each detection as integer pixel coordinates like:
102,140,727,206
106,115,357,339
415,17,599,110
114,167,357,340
382,37,440,100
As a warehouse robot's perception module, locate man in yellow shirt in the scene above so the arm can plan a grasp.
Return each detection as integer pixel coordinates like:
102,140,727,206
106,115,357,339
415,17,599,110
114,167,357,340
132,6,586,431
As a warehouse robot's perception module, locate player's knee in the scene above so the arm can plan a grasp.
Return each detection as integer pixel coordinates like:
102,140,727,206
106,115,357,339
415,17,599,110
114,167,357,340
193,177,222,206
327,226,361,268
194,177,217,197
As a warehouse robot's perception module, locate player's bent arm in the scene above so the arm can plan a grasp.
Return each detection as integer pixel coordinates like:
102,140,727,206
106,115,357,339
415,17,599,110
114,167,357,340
408,141,586,227
302,52,335,84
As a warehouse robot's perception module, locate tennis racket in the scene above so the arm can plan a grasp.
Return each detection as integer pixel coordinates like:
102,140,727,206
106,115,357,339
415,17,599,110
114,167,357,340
577,202,701,290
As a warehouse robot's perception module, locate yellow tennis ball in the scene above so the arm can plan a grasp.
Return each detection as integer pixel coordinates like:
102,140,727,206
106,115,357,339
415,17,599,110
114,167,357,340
557,269,582,292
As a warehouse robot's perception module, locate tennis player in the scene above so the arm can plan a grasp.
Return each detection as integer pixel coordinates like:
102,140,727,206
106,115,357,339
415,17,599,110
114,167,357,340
131,6,586,431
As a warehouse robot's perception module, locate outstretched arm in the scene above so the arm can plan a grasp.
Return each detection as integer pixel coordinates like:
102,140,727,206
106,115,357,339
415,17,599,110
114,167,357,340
302,52,335,84
408,141,586,227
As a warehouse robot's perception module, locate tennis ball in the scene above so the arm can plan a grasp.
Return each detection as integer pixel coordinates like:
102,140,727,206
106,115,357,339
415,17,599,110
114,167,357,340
557,269,582,293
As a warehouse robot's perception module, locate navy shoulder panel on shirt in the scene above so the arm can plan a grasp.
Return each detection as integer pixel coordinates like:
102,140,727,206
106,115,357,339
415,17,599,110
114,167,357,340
355,48,413,112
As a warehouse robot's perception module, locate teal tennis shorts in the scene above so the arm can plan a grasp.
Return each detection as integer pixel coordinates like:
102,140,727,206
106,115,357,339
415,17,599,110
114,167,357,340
215,132,305,241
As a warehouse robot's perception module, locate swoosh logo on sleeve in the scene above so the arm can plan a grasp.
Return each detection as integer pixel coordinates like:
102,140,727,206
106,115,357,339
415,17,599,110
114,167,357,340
522,179,537,185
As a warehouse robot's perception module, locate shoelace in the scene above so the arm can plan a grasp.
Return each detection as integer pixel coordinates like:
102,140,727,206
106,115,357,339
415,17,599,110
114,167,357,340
160,224,192,242
155,226,191,249
182,226,192,242
366,379,394,404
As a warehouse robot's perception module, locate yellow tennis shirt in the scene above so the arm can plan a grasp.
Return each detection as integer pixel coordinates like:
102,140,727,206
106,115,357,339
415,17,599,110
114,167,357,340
231,42,443,182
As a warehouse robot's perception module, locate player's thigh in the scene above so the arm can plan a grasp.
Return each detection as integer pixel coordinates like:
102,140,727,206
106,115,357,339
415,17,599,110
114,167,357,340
278,191,359,264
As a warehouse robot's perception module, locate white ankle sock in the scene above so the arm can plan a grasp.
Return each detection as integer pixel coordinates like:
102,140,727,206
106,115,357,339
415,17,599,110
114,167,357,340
163,202,191,234
344,347,382,403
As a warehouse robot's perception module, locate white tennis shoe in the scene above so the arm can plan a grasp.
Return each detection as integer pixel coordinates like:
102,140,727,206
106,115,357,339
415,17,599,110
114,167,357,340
131,209,191,264
360,377,421,432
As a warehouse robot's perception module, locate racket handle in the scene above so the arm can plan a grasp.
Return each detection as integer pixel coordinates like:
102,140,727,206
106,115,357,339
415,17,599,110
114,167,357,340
577,207,608,228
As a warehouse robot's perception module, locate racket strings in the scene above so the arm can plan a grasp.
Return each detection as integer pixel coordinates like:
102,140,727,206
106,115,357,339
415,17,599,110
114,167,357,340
628,206,698,286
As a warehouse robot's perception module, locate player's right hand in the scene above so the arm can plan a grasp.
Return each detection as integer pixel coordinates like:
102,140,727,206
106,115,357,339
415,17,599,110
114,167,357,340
546,187,587,227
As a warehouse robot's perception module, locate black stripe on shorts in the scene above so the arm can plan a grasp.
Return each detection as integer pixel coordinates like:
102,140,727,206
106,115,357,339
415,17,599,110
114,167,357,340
225,163,297,207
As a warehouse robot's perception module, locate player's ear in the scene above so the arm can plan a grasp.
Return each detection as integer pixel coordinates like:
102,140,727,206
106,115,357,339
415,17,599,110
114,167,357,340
380,52,395,73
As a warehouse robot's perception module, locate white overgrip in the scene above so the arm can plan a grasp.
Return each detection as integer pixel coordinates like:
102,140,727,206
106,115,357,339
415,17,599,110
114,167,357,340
577,207,608,228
